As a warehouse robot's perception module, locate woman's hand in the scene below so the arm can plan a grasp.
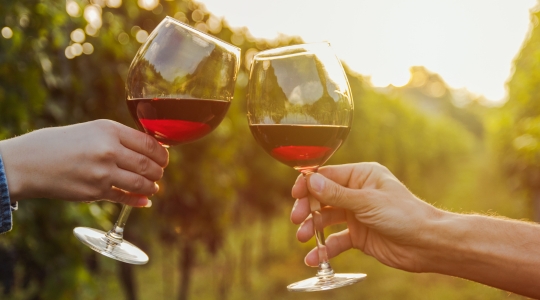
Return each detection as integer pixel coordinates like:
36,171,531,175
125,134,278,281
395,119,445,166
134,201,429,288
0,120,169,207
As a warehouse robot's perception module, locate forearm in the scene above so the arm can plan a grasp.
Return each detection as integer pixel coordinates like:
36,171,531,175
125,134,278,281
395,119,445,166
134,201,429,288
0,134,35,202
423,211,540,298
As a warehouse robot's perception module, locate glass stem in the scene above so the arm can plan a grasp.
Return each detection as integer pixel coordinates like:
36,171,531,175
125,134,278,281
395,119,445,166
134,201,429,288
106,204,132,243
303,172,335,278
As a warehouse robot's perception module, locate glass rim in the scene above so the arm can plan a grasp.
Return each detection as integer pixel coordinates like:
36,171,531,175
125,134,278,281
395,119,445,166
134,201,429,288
253,41,332,60
163,16,241,53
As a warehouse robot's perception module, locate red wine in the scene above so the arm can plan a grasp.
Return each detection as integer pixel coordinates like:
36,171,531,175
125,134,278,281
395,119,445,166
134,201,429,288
249,124,350,172
127,98,230,146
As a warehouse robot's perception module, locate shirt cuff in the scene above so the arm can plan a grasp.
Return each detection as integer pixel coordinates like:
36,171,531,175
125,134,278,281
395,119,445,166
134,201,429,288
0,153,13,234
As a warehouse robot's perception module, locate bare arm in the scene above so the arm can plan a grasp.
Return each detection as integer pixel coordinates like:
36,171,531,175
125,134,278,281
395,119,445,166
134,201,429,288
424,213,540,297
290,162,540,298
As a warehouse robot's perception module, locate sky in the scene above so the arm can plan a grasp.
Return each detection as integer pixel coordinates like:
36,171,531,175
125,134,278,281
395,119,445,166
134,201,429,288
198,0,538,103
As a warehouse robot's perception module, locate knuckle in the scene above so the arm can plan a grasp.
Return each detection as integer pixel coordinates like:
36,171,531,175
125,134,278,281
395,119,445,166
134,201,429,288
329,183,345,205
92,168,111,184
93,119,116,132
370,161,389,173
330,185,342,202
138,155,150,174
96,144,116,162
132,175,145,192
144,134,157,154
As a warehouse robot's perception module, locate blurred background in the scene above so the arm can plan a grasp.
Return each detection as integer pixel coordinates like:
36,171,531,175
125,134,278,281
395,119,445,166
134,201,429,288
1,0,540,299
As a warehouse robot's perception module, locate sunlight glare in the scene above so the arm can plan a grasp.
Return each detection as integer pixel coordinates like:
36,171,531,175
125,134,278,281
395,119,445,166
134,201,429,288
199,0,537,102
84,5,102,29
138,0,159,11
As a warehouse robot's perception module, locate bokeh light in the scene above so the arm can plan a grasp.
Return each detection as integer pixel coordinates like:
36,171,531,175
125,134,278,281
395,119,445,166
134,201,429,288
138,0,159,11
206,16,222,33
71,43,83,56
92,0,106,7
106,0,122,8
19,15,29,28
174,11,187,23
131,25,141,36
85,24,98,36
135,30,148,43
1,27,13,39
82,42,94,55
70,28,86,43
66,0,81,17
230,33,244,46
192,9,205,22
118,32,130,44
194,22,208,33
65,46,75,59
84,5,102,29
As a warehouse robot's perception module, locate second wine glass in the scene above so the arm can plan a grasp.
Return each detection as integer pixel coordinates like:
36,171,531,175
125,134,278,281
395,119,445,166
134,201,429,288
73,16,241,264
247,42,365,291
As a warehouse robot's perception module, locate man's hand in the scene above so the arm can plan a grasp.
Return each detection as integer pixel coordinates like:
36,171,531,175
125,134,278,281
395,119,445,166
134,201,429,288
291,162,443,272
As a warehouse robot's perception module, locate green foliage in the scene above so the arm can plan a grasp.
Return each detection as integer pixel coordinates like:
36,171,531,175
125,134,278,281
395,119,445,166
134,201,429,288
334,70,475,190
495,6,540,202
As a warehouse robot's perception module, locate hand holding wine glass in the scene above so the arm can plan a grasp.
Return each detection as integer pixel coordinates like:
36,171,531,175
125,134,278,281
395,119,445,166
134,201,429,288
0,119,167,205
73,17,240,264
247,42,365,291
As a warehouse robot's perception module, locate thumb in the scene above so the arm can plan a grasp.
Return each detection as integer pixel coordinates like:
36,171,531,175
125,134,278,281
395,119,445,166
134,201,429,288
307,172,363,211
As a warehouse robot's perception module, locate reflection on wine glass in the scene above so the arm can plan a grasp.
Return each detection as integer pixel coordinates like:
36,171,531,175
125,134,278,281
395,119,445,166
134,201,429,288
73,16,241,264
247,42,365,291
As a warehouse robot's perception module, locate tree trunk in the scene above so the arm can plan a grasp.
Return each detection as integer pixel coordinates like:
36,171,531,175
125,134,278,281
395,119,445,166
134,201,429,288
178,242,195,300
119,263,137,300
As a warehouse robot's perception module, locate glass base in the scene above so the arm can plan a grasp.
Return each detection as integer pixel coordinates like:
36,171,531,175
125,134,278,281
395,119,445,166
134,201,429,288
287,273,366,292
73,227,149,265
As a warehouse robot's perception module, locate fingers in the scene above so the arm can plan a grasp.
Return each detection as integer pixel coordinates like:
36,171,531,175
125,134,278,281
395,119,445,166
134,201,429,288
307,172,369,211
304,230,353,267
111,168,159,196
104,187,153,207
290,197,311,224
296,207,347,242
116,122,169,167
291,163,383,199
291,174,308,199
115,147,164,181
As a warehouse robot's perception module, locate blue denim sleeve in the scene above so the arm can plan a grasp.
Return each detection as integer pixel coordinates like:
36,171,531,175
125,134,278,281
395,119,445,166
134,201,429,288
0,153,13,234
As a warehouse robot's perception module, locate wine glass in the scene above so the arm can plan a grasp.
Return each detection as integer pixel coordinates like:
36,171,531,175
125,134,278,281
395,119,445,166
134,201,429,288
73,16,241,264
247,42,365,291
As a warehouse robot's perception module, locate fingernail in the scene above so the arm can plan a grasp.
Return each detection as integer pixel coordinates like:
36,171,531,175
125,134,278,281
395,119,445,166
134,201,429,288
136,197,151,207
309,173,325,193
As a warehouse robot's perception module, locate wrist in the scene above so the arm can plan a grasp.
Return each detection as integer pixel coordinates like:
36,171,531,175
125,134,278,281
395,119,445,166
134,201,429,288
0,137,29,202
